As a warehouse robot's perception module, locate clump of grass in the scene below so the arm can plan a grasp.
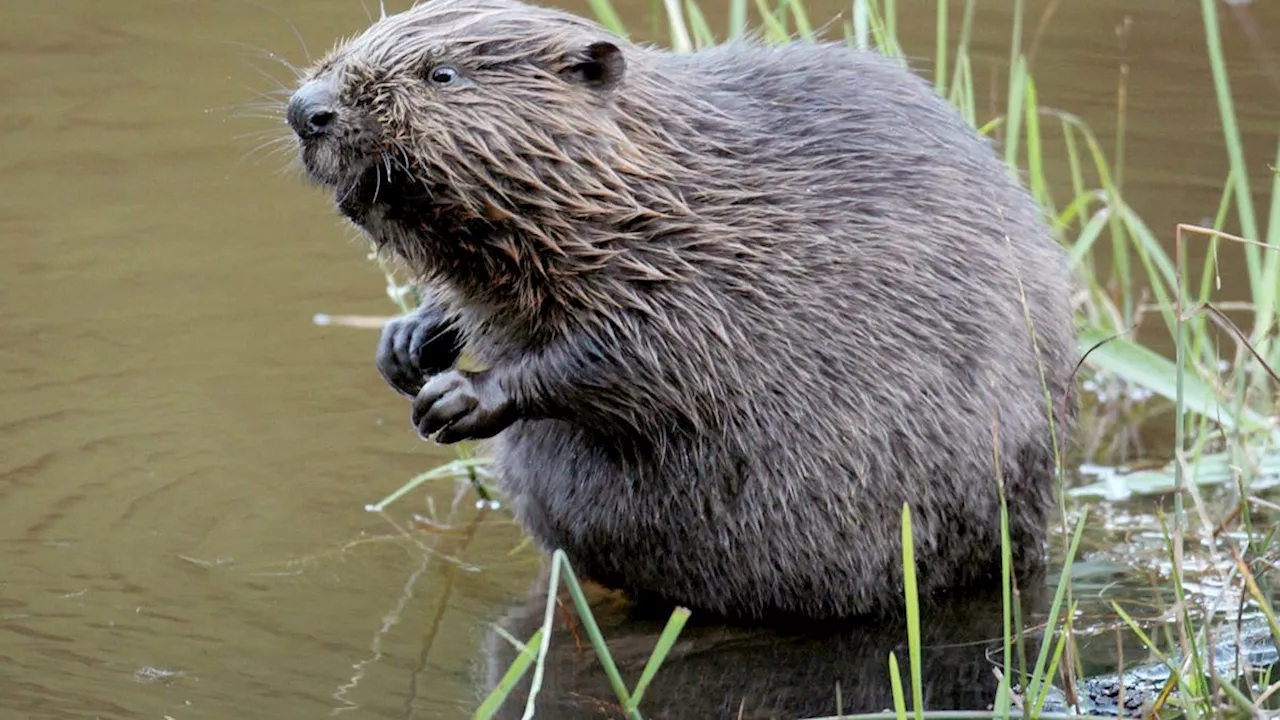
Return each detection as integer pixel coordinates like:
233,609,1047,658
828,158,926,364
470,550,691,720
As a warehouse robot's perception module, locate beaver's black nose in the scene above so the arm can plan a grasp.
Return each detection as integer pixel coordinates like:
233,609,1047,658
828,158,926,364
286,81,337,140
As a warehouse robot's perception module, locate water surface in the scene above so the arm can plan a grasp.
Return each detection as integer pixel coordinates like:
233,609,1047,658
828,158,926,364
2,0,1278,717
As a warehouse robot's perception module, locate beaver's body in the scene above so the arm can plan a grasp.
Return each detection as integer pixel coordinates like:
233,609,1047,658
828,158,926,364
285,0,1077,621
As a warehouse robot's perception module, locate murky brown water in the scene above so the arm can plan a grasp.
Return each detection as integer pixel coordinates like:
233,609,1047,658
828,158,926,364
2,0,1278,718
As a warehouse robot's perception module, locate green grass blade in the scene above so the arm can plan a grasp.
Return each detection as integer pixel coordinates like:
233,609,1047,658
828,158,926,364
1023,73,1051,212
552,551,642,719
992,675,1011,720
1116,201,1181,340
1048,110,1136,326
1002,56,1027,176
520,551,564,720
366,458,491,512
626,607,692,711
947,0,976,124
888,651,908,720
853,0,870,49
996,462,1014,719
1253,139,1280,364
1212,666,1261,713
753,0,789,42
1199,0,1259,264
900,504,924,720
1024,510,1087,714
473,629,543,720
1031,608,1075,716
683,0,717,48
587,0,629,36
784,0,814,39
803,707,1136,712
954,0,975,60
860,0,904,59
1064,207,1110,269
934,0,947,95
727,0,748,39
948,52,975,127
1193,174,1235,375
1061,121,1089,235
1077,326,1274,433
884,0,897,51
662,0,693,52
1157,512,1205,696
1007,0,1024,116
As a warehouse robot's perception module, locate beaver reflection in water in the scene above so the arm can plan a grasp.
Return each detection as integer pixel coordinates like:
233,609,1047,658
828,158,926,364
283,0,1078,622
479,572,1049,718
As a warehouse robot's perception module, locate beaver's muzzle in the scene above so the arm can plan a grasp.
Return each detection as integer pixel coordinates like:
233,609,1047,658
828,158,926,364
286,79,338,141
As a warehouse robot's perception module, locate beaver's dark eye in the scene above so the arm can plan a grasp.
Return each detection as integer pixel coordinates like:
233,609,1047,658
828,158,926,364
429,66,459,85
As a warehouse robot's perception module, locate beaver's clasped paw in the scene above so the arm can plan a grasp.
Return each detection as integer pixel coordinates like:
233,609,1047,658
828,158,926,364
375,305,463,398
411,370,516,443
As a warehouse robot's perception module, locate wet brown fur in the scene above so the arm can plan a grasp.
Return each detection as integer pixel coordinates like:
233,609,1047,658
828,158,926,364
288,0,1079,622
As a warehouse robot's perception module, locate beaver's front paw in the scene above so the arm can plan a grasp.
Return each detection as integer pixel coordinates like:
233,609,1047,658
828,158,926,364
411,370,516,443
375,304,463,398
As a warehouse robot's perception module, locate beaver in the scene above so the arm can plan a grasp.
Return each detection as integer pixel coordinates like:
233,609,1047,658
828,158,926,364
283,0,1078,622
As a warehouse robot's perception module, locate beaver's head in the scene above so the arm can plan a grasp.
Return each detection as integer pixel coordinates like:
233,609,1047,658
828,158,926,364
285,0,653,275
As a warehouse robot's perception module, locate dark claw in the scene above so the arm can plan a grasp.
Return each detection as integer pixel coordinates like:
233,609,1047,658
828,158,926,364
375,302,463,398
409,319,460,377
411,370,516,443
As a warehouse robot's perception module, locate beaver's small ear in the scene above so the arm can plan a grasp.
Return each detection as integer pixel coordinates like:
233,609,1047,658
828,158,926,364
560,41,625,91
